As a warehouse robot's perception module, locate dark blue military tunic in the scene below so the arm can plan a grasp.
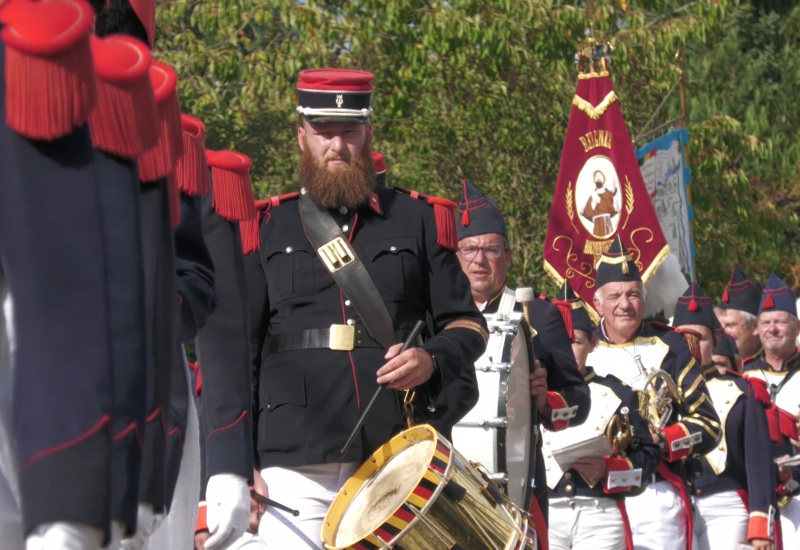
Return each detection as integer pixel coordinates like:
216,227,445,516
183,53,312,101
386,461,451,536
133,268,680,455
0,45,115,537
245,186,488,468
195,187,255,491
688,368,777,541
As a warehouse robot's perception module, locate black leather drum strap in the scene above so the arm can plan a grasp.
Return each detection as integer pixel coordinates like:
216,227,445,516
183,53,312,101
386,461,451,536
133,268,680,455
298,192,396,349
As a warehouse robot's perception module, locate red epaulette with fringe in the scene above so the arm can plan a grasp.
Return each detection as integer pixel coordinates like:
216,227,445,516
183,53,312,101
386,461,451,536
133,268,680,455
89,34,158,159
1,0,96,140
777,406,799,441
393,186,458,251
745,375,773,406
138,61,182,184
551,300,575,341
175,114,211,196
206,150,256,223
239,213,260,255
243,192,300,254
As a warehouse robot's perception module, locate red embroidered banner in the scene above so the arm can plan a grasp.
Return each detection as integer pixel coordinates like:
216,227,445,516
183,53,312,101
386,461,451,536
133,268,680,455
543,68,669,316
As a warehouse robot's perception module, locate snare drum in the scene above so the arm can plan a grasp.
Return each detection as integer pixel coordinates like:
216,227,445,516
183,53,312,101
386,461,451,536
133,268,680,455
451,312,534,509
321,424,536,550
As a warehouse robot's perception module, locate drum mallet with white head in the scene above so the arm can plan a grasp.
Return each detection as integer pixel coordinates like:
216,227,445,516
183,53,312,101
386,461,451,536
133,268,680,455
340,320,427,456
515,287,535,326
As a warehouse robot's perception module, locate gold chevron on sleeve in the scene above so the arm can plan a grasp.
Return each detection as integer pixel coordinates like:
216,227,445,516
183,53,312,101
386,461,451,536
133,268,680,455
444,319,489,342
572,92,618,120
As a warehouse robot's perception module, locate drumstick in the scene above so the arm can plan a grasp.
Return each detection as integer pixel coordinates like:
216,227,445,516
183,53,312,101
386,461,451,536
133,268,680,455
251,490,300,517
340,320,426,456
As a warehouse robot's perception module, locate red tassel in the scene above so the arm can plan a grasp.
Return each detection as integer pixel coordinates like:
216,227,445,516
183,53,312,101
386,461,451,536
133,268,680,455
167,173,181,227
239,215,261,255
427,196,458,251
552,300,575,341
2,0,97,140
762,294,776,310
89,35,158,158
128,0,155,47
688,298,698,312
766,408,781,443
748,378,772,407
722,289,730,303
138,61,183,183
175,114,211,196
778,408,799,441
461,208,470,226
206,150,257,222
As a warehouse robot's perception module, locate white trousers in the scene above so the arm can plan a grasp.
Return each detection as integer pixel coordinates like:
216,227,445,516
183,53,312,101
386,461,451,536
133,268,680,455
626,480,687,550
780,496,800,550
258,462,359,550
0,274,23,548
145,351,201,550
227,533,270,550
548,497,627,550
691,490,748,550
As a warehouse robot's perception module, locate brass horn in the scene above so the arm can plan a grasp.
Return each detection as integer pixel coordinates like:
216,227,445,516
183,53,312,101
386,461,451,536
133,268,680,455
605,406,634,457
641,370,682,433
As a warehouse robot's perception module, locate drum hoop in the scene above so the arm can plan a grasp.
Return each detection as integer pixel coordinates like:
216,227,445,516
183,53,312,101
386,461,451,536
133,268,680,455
321,424,454,549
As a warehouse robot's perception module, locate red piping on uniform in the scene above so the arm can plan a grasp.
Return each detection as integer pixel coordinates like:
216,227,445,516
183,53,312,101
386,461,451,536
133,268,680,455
22,414,111,470
146,407,162,423
616,500,634,550
206,410,248,438
345,212,361,409
113,421,144,449
166,426,183,448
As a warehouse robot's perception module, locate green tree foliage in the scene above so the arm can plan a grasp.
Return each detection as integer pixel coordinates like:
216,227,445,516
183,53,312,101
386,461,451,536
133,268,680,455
156,0,800,297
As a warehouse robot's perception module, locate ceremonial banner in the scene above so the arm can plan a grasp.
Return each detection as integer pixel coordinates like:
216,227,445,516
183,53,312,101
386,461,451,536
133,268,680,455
636,129,695,281
543,68,669,314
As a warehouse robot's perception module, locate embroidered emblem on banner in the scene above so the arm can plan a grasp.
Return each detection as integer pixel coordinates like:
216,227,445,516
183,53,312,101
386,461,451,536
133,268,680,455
335,94,344,108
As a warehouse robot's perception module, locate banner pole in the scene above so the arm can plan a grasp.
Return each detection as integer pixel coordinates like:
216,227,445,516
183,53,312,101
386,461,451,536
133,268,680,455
676,43,696,278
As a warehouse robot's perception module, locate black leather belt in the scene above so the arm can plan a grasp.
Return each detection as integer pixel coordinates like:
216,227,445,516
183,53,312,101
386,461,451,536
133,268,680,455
268,325,411,353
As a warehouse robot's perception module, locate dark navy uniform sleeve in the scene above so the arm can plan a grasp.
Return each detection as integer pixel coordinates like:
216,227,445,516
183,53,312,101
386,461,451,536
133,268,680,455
658,328,721,461
195,191,254,482
742,386,778,541
416,200,487,411
174,193,216,343
530,299,590,430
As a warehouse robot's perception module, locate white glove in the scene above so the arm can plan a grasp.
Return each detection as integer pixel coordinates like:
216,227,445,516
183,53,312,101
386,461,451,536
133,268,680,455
204,473,250,550
25,522,104,550
119,504,163,550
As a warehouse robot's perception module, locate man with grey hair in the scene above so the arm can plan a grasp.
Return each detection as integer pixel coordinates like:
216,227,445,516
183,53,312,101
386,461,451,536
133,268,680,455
743,274,800,549
715,267,763,362
588,236,720,550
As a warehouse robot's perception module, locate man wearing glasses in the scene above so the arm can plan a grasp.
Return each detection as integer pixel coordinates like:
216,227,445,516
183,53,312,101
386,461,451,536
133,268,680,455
452,180,589,543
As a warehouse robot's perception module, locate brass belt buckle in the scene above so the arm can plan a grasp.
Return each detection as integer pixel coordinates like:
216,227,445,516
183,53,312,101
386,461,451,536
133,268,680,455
329,324,355,351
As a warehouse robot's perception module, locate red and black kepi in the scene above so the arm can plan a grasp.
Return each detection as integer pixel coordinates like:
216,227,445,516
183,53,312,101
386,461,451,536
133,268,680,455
296,68,374,124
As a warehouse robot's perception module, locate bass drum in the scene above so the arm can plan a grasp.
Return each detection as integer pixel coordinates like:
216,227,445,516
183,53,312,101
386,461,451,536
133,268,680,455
451,312,534,510
321,424,536,550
